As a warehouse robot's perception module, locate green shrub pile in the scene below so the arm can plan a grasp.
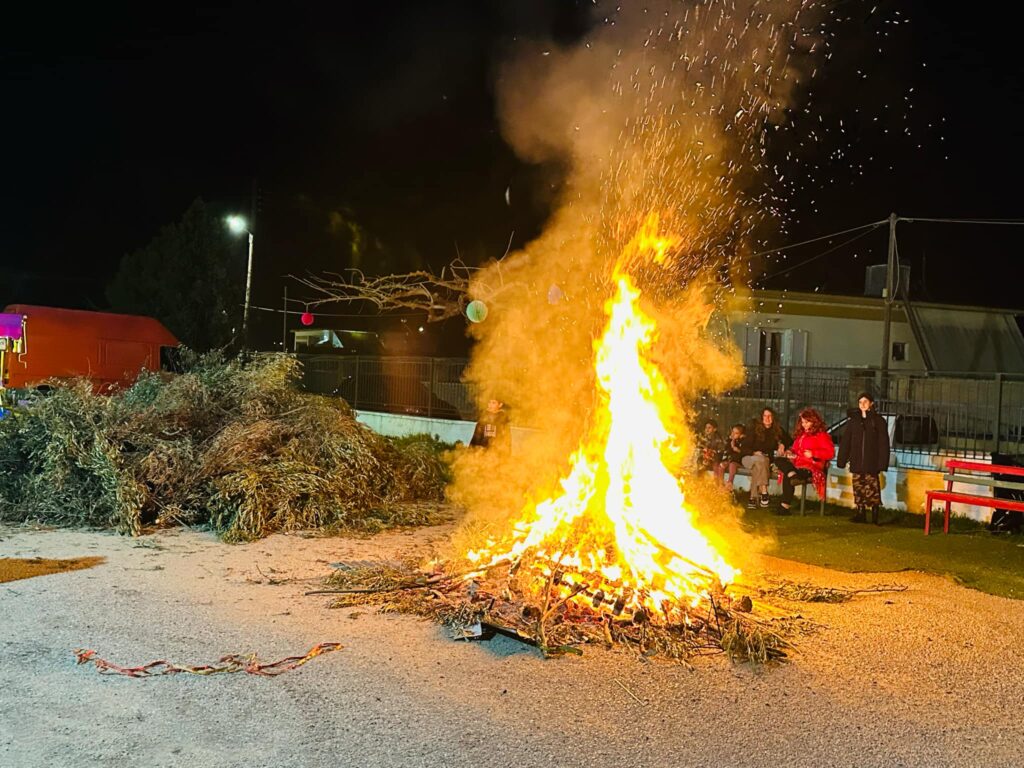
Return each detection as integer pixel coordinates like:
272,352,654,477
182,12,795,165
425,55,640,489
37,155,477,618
0,352,449,541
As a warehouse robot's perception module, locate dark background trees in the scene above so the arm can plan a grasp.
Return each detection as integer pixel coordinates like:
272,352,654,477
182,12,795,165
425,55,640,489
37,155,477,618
106,199,244,351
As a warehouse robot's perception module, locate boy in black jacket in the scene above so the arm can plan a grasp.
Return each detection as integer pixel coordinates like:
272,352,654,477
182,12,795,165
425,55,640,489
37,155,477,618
470,398,511,453
837,392,891,524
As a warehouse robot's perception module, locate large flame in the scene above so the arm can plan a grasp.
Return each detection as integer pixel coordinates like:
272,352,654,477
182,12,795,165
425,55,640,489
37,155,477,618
466,219,736,619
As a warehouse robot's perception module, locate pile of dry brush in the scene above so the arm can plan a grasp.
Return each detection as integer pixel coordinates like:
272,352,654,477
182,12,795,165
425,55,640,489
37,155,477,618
320,560,817,664
0,352,449,541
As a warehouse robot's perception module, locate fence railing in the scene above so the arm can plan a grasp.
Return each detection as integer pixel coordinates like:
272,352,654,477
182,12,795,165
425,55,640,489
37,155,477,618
703,366,1024,461
299,354,473,419
299,354,1024,459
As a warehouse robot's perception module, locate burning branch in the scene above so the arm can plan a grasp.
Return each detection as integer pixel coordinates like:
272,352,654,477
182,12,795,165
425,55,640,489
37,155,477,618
318,559,806,663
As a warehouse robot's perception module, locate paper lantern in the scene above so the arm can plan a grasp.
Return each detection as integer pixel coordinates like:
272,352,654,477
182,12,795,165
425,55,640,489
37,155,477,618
465,300,488,323
300,311,315,326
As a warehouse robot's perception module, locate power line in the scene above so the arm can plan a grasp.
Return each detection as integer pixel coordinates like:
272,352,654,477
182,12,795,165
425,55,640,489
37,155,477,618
757,223,886,281
749,219,888,260
252,214,1022,316
247,303,428,319
753,213,1024,284
898,216,1024,226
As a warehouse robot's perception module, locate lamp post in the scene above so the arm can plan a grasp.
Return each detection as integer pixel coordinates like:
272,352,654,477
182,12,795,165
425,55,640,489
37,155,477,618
226,215,254,341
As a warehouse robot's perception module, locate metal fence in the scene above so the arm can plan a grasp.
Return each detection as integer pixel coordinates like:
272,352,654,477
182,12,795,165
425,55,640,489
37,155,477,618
299,354,473,419
299,354,1024,459
703,366,1024,461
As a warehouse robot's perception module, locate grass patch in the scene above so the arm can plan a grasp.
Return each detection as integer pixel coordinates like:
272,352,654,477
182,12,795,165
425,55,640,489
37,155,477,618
740,501,1024,600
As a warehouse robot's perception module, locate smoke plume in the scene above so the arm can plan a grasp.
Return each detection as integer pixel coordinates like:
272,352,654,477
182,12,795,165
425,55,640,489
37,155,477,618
448,1,827,562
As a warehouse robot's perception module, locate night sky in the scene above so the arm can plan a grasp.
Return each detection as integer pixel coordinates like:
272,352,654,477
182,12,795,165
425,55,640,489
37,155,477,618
3,1,1024,349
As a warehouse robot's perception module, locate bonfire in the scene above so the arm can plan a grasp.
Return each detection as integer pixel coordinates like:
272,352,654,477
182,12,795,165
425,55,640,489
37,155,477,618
310,1,864,661
325,220,802,663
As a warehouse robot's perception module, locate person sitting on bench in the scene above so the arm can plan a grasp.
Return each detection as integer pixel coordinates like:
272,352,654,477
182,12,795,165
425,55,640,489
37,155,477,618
773,408,834,514
742,407,790,509
714,423,746,491
696,419,725,473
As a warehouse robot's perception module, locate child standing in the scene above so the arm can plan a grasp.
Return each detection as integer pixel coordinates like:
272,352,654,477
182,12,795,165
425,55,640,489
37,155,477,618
470,398,511,453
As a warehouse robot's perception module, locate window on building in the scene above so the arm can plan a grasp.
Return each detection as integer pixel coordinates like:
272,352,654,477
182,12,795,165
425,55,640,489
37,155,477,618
892,341,908,362
758,330,783,368
754,328,808,368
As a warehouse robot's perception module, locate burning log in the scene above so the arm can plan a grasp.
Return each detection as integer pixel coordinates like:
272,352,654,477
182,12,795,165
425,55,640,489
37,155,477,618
319,559,801,663
612,594,627,617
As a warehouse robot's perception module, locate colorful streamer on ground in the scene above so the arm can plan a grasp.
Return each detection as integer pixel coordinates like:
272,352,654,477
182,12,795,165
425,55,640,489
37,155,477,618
73,642,343,677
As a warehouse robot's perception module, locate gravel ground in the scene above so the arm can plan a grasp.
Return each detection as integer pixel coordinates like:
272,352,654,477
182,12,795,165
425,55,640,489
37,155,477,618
1,523,1023,768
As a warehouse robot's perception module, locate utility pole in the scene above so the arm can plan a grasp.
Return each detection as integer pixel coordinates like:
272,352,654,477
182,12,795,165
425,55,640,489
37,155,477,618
282,285,288,351
249,177,259,232
879,212,898,397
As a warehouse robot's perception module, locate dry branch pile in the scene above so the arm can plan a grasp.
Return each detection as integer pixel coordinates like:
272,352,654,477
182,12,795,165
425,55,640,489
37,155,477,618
320,560,814,664
0,352,449,541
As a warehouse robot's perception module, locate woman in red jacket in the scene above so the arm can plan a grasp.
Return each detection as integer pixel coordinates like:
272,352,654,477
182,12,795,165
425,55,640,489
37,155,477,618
774,408,835,514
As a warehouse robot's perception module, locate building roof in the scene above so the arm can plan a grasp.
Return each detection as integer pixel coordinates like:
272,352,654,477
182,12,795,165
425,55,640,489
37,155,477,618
729,289,1024,320
913,306,1024,373
4,304,179,346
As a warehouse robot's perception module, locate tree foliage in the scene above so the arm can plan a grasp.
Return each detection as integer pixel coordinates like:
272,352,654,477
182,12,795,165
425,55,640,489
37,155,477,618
107,198,244,350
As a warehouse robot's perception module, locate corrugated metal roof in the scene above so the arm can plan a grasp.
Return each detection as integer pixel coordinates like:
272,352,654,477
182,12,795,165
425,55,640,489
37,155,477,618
911,306,1024,373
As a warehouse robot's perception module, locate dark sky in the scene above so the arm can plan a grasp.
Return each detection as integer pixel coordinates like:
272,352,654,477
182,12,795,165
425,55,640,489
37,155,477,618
3,1,1024,348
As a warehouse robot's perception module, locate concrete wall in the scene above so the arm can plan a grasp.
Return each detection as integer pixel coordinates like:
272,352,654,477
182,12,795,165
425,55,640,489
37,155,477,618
354,410,535,452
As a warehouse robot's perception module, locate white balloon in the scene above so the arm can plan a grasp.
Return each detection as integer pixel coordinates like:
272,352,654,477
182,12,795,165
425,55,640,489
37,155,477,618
466,300,489,323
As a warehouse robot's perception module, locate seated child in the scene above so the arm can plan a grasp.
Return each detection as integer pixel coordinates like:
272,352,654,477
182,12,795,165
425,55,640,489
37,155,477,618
714,423,746,490
697,419,725,472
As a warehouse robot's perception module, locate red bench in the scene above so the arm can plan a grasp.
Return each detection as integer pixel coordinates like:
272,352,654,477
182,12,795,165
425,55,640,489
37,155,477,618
925,459,1024,535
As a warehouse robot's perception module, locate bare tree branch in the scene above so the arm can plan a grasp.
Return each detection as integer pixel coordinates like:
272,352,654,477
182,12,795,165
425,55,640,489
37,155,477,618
292,257,516,322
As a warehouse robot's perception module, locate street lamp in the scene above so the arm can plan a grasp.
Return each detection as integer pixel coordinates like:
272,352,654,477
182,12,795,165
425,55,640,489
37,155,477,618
225,215,254,341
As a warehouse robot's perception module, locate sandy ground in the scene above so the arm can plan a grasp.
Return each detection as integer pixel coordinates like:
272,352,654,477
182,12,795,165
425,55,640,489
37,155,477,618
1,523,1023,768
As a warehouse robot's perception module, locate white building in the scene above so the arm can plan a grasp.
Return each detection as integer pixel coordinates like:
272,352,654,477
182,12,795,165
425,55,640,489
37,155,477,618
726,289,1024,373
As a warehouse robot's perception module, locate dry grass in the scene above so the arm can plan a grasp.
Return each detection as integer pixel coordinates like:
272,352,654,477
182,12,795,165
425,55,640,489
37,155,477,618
0,352,450,541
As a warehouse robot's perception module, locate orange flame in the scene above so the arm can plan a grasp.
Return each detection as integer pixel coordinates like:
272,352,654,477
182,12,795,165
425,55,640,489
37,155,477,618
466,217,736,618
